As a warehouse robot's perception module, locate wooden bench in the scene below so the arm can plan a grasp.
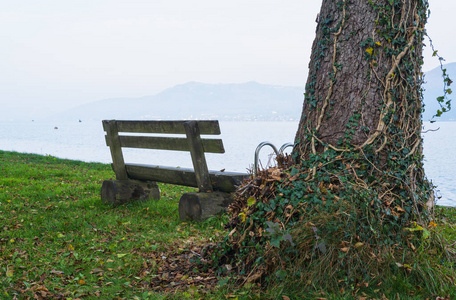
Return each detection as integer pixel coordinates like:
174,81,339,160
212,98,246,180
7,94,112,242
100,120,249,220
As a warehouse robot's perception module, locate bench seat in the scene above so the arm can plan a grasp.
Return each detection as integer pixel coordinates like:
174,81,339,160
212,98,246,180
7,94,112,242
125,163,247,193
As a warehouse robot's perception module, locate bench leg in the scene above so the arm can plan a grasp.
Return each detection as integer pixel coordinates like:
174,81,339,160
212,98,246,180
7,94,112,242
178,192,234,221
101,179,160,206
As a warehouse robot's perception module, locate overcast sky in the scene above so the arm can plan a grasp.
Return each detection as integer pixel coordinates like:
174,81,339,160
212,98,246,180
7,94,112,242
1,0,455,119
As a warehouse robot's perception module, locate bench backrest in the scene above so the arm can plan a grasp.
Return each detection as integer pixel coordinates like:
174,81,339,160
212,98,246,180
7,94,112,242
103,120,224,192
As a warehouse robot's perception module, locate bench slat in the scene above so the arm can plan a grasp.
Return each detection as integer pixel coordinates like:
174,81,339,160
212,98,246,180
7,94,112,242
103,120,221,135
125,164,248,193
104,119,128,180
105,135,225,153
184,121,213,192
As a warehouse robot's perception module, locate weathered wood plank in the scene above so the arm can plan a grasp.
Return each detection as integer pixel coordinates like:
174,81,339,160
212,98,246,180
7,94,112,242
184,121,212,192
103,120,221,135
103,120,128,180
105,135,225,153
125,164,248,193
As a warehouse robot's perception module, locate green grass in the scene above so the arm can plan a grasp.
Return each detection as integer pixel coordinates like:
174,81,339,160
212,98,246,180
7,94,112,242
0,150,240,299
1,150,456,299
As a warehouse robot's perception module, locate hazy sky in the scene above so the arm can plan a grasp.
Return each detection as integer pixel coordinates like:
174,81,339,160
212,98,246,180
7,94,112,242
2,0,455,119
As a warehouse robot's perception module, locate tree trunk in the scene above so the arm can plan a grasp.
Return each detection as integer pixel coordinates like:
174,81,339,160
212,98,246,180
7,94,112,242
294,0,431,215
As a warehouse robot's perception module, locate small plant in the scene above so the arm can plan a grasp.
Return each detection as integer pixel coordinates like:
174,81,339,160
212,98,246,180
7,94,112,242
264,221,294,248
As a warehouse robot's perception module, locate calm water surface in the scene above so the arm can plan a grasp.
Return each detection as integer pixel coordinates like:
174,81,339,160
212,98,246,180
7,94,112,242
1,120,454,206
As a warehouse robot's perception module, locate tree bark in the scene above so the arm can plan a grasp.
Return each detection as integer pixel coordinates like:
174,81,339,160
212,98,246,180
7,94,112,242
296,0,424,152
293,0,429,212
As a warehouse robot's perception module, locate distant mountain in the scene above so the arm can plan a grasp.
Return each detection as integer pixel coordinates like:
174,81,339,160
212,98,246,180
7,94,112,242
422,62,456,121
52,81,304,122
52,64,455,122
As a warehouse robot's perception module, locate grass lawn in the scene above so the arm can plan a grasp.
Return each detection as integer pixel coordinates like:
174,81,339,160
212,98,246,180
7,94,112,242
1,150,456,299
0,151,253,299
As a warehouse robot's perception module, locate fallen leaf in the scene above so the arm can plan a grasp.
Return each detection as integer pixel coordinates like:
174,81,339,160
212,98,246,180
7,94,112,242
6,268,13,277
395,206,405,213
238,212,246,223
403,264,413,270
90,267,104,274
246,271,263,283
340,247,350,252
181,275,189,281
354,242,364,248
340,241,349,247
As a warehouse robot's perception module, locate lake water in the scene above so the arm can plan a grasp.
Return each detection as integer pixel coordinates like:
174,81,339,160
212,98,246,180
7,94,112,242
1,120,454,207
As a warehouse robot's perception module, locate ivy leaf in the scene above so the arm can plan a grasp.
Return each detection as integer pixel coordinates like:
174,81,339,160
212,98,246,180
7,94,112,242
317,242,327,253
247,197,256,207
290,167,299,176
271,238,281,248
266,221,279,231
282,233,295,246
422,228,430,239
366,47,374,55
265,227,275,235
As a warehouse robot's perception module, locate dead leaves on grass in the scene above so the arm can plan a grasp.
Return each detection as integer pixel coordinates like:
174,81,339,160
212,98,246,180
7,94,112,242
138,240,219,294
